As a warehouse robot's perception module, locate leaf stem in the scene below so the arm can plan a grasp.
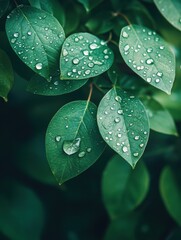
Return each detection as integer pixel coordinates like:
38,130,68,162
93,83,106,94
112,11,132,25
87,83,93,102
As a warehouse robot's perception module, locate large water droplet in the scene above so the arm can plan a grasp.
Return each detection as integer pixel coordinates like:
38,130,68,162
73,58,80,65
89,43,98,50
146,58,154,65
63,138,81,155
122,31,129,38
13,32,19,38
35,63,43,70
122,146,128,153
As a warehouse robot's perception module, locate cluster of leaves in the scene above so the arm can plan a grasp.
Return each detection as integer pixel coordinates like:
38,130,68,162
0,0,181,239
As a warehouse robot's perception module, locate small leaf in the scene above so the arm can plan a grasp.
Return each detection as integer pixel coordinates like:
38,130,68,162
27,71,88,96
77,0,103,12
60,33,114,80
119,24,175,94
46,100,105,184
143,97,178,136
102,154,150,219
0,0,9,18
6,5,65,81
97,88,150,167
154,0,181,31
0,49,14,101
160,166,181,226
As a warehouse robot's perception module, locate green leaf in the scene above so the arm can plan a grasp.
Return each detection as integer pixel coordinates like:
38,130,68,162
97,88,150,168
102,154,150,219
0,181,44,240
77,0,103,12
142,97,178,136
6,5,65,81
27,71,88,96
119,24,175,94
28,0,53,13
46,100,105,184
160,166,181,226
0,0,9,18
0,49,14,101
154,0,181,31
60,33,114,80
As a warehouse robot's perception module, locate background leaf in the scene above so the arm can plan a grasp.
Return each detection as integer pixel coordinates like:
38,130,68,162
0,49,14,101
97,88,150,167
119,24,175,94
46,100,105,184
142,97,178,136
0,181,45,240
154,0,181,31
77,0,103,12
27,71,88,96
0,0,9,18
160,166,181,226
102,154,150,219
6,5,65,81
60,32,114,80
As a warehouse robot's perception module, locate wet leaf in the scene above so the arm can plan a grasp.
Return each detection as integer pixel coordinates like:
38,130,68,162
27,71,88,96
97,88,150,167
60,32,114,80
0,49,14,101
143,97,178,136
6,5,65,81
160,166,181,226
154,0,181,31
119,24,175,94
102,154,150,219
46,101,105,184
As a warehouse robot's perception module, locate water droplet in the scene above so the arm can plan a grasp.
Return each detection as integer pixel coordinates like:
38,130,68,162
122,31,129,38
117,109,123,115
146,77,152,83
93,60,102,65
11,38,16,43
74,37,79,42
13,32,19,38
35,63,42,70
83,50,89,56
78,151,86,158
122,146,128,153
73,58,80,64
134,136,139,140
87,148,92,153
157,72,163,77
124,44,130,51
117,133,122,138
114,117,120,123
62,49,68,56
27,31,32,36
116,142,120,146
140,143,144,148
88,62,94,68
155,78,160,83
133,152,139,157
89,43,98,50
55,136,61,142
104,111,108,115
159,46,164,50
85,69,91,75
146,58,154,65
115,96,121,102
63,138,81,155
147,48,153,53
44,27,48,31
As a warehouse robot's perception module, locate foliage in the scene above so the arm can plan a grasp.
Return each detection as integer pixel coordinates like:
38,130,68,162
0,0,181,239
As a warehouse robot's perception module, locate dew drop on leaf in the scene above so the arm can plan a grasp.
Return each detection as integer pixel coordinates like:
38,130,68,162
78,151,86,158
122,146,128,153
63,138,81,155
35,63,43,70
55,136,61,142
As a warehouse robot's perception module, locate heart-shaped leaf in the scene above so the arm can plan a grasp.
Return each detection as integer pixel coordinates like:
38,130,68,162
6,5,65,81
97,88,150,167
0,49,14,101
46,100,105,184
154,0,181,31
60,32,114,80
27,71,88,96
102,154,150,219
119,24,175,94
